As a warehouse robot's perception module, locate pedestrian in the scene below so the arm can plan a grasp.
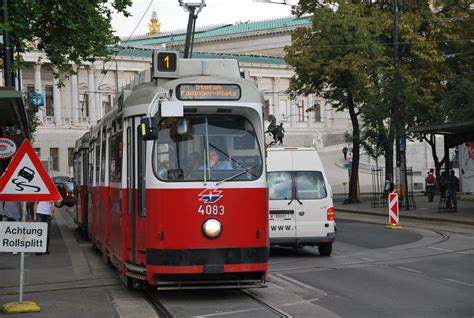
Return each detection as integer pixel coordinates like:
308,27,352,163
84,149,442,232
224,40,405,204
446,170,459,210
1,201,22,255
34,201,55,255
438,171,448,198
347,149,353,164
382,175,394,199
425,169,436,202
342,145,348,161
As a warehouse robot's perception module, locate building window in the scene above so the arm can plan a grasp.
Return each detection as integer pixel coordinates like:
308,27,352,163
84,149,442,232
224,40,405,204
313,102,321,122
298,100,305,122
264,100,270,121
102,95,112,114
79,93,90,117
68,148,74,170
45,85,54,116
50,148,59,171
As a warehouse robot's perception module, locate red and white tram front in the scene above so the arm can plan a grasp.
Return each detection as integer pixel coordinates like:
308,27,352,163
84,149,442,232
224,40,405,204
131,55,269,288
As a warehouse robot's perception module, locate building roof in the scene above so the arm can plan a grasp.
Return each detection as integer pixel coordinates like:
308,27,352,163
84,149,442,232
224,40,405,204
123,16,310,47
114,47,287,66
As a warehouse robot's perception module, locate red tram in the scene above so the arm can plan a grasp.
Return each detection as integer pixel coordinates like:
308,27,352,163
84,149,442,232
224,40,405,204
74,51,269,289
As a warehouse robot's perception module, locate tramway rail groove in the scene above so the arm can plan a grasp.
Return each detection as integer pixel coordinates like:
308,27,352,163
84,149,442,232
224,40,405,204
269,229,460,274
146,288,292,317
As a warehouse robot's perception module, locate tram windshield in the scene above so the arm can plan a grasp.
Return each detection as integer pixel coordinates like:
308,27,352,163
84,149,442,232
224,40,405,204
152,115,263,182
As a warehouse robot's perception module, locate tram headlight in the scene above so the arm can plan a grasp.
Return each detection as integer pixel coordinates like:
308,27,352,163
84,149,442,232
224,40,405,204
202,219,222,239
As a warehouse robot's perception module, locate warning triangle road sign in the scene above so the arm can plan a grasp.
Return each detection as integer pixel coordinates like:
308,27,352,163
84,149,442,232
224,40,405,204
0,140,62,202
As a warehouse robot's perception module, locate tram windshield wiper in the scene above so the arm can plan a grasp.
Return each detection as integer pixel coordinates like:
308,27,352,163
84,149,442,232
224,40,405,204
216,164,261,186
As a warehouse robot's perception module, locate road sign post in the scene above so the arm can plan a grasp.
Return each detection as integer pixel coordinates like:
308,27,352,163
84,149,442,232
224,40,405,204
385,192,403,229
0,140,61,314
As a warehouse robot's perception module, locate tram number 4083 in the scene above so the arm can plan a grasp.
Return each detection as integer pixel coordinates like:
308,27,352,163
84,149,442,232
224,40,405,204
198,205,225,216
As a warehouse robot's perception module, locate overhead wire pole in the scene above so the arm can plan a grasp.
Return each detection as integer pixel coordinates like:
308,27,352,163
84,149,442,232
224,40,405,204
392,0,409,210
2,0,14,87
179,0,206,59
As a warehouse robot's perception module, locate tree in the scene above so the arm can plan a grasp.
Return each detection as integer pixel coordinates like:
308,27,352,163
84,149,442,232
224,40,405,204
285,1,388,203
1,0,132,77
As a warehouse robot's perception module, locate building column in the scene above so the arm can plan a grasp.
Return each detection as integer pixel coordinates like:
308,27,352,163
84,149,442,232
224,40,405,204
0,70,4,86
53,76,62,125
87,65,97,124
290,99,297,128
272,77,280,123
70,67,80,124
95,73,102,120
34,63,44,122
307,94,315,128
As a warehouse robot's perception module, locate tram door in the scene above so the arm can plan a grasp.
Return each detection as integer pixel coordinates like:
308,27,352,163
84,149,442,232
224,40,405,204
126,117,142,264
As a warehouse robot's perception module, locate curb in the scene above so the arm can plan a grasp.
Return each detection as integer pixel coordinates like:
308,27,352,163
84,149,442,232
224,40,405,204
335,207,474,226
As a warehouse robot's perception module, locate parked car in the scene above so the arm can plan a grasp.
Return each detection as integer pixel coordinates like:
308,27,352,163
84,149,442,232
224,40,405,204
55,182,75,207
52,176,72,183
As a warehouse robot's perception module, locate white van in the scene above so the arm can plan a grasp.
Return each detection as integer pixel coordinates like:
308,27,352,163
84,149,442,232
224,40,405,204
267,147,336,256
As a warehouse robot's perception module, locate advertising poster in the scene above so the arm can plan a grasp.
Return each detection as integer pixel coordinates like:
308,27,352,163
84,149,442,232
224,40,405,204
459,142,474,193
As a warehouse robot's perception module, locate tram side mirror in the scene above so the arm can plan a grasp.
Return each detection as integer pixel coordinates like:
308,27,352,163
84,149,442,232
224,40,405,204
177,118,188,135
140,117,159,141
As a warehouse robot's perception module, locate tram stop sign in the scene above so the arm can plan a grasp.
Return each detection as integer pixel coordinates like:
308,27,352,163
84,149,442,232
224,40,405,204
0,140,61,202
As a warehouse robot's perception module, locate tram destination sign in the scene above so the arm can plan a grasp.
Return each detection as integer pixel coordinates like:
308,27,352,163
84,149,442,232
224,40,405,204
0,222,47,253
177,84,241,101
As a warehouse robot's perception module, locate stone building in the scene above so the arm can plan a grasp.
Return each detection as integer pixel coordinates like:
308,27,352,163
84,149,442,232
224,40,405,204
0,14,351,176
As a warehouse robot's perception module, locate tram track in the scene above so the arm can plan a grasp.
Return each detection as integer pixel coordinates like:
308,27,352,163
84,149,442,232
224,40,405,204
268,228,461,274
145,288,293,317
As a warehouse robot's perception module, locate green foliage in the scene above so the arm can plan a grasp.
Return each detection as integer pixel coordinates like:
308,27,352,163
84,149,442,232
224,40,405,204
1,0,132,77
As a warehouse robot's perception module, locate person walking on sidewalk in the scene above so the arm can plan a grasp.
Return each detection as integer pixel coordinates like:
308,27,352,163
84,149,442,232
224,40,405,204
446,170,459,210
1,201,23,255
342,145,348,161
34,201,55,255
425,169,436,202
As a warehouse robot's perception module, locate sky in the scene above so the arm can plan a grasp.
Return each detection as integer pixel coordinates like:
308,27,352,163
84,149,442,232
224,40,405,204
111,0,295,38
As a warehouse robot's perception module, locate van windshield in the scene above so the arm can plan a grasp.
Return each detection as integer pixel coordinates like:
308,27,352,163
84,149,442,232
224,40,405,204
268,171,327,200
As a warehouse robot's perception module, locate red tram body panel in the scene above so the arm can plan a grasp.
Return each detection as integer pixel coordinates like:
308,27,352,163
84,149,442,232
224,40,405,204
74,51,269,289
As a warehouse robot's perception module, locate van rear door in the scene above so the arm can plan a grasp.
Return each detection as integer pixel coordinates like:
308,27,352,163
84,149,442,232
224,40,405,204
268,171,297,243
294,171,332,239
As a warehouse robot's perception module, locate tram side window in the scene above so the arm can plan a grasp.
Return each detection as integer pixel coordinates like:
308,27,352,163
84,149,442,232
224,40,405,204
109,132,123,183
295,171,327,200
100,138,106,183
95,143,100,184
88,149,94,183
268,172,292,200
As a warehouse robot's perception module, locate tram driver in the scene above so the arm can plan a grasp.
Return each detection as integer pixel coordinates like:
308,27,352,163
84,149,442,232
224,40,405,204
206,149,233,170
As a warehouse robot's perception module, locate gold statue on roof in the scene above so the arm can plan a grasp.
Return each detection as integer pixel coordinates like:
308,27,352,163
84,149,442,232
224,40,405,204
147,11,161,35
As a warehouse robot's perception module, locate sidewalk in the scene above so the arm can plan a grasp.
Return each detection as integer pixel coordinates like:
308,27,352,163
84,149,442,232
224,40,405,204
334,193,474,226
0,207,155,317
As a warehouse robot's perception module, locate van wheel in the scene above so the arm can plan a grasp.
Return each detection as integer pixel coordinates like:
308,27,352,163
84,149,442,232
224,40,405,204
318,243,332,256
